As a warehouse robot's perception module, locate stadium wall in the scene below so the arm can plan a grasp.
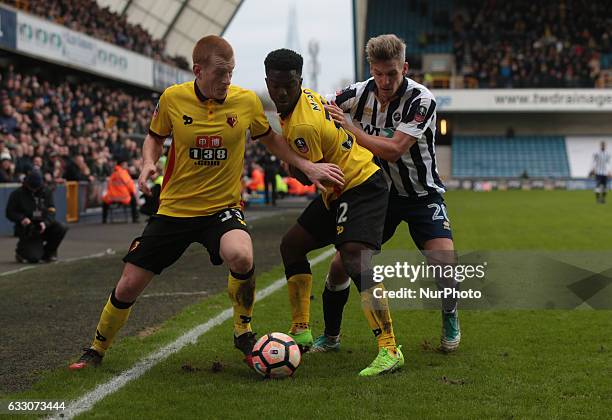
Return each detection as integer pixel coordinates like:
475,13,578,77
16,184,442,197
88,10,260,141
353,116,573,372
447,113,612,136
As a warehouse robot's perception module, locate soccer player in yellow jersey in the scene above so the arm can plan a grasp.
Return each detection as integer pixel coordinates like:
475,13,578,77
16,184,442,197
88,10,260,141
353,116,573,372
69,36,343,370
264,49,404,376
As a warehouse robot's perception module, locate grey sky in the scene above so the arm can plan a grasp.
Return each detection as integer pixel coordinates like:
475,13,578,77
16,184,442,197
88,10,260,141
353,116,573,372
224,0,355,97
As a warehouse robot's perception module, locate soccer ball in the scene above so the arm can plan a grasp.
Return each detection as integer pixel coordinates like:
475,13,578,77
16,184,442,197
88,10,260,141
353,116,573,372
251,332,301,378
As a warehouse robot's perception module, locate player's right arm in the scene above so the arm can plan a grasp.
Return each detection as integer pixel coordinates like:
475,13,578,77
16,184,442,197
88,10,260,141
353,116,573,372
325,102,416,162
138,135,164,194
139,92,172,194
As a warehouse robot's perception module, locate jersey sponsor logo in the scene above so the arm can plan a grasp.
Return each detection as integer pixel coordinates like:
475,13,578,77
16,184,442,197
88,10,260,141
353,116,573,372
183,114,193,125
360,123,381,136
414,105,427,123
294,138,309,153
189,148,227,162
191,135,227,166
195,135,223,148
226,113,238,128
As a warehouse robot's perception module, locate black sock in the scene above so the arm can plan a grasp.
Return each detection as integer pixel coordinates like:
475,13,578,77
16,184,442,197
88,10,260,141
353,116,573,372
322,282,350,337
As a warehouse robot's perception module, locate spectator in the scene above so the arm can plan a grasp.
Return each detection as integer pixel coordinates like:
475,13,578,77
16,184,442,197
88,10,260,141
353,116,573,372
64,154,94,182
101,156,138,223
0,104,18,135
1,153,15,182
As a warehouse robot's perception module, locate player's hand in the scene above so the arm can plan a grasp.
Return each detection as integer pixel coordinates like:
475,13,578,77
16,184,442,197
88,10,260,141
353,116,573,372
138,162,157,195
21,217,31,226
39,222,46,234
324,102,349,128
301,162,344,192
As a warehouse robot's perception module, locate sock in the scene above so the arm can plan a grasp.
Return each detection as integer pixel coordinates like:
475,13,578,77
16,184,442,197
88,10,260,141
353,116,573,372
228,267,256,337
322,275,351,337
91,289,134,355
287,273,312,333
360,284,397,352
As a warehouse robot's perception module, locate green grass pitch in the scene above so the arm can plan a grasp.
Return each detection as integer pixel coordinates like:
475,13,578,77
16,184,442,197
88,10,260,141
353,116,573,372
4,190,612,419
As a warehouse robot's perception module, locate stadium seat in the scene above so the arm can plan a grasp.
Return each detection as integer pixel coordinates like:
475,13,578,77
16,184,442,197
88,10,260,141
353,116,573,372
452,136,571,178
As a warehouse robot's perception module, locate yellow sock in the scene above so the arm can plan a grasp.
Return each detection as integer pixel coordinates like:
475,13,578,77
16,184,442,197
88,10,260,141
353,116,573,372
227,269,256,337
287,273,312,333
91,290,133,355
361,284,397,352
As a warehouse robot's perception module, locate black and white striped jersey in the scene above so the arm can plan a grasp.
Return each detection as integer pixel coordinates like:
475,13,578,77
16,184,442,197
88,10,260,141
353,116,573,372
592,150,610,176
328,77,445,200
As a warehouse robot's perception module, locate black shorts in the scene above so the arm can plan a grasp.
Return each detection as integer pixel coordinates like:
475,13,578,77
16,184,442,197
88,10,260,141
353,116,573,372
596,175,608,188
297,170,388,250
123,208,249,274
382,193,453,249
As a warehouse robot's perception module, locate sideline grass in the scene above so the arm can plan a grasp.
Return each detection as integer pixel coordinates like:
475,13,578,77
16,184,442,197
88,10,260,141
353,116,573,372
3,191,612,418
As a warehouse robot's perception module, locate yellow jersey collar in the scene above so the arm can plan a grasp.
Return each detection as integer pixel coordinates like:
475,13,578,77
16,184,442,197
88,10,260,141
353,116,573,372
194,80,226,104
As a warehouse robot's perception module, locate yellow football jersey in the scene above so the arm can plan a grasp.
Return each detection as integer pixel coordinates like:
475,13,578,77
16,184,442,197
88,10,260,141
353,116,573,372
280,88,379,206
150,81,271,217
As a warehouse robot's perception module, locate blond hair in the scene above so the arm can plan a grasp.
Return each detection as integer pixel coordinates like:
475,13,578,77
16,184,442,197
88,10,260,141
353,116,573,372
366,34,406,64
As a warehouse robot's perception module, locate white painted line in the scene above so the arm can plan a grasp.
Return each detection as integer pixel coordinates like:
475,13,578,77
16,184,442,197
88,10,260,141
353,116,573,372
0,250,116,277
52,247,336,420
0,265,37,276
141,291,209,298
61,249,116,263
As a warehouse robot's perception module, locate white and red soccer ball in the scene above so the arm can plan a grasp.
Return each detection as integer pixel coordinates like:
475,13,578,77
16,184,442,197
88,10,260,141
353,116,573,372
251,332,301,378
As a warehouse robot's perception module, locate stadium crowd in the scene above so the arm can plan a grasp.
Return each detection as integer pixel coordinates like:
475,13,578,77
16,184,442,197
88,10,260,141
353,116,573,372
6,0,190,70
0,64,271,202
452,0,610,88
0,65,150,187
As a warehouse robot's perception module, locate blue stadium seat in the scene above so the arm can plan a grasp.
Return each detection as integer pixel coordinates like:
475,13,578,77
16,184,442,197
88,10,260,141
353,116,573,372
365,0,453,56
452,136,570,178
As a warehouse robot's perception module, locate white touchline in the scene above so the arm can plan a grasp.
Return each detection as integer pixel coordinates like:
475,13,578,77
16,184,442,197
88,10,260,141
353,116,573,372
0,250,116,277
51,247,336,420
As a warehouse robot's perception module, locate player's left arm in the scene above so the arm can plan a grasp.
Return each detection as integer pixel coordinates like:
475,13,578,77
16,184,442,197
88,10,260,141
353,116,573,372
258,130,344,191
325,102,416,162
249,91,343,190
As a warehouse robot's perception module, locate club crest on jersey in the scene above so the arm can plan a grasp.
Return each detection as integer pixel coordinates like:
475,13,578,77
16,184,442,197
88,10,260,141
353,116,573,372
294,138,309,153
226,113,238,128
393,111,401,122
414,105,427,123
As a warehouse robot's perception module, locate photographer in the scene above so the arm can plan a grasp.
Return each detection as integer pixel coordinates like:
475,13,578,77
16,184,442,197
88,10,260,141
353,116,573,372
5,170,68,263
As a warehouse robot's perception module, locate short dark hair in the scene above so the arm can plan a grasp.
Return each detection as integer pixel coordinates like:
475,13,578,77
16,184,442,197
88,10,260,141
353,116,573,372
264,49,303,75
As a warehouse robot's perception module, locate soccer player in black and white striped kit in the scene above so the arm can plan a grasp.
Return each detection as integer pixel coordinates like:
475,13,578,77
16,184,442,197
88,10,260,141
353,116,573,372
312,34,461,354
591,142,610,204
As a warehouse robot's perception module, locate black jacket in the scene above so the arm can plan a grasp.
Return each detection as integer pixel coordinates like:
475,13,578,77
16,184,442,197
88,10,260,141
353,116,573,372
6,186,56,235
